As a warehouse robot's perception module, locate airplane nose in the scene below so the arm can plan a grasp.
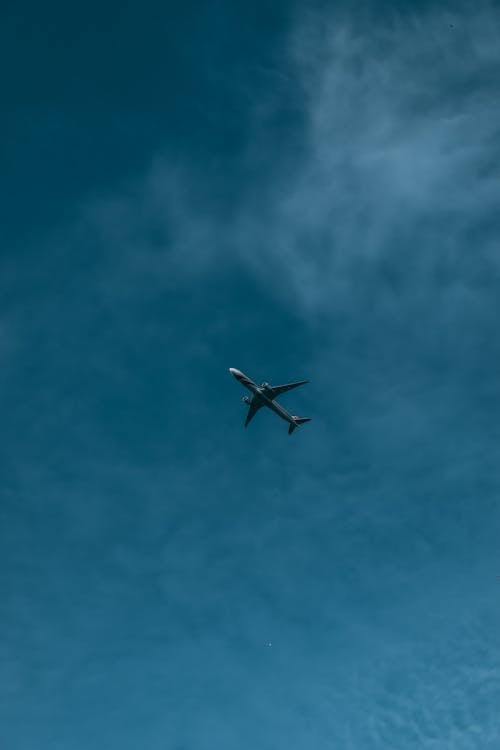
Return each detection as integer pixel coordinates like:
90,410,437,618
229,368,241,378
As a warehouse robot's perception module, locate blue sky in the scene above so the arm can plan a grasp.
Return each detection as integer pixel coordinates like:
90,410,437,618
1,1,500,748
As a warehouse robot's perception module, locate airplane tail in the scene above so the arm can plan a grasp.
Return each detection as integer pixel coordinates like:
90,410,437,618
288,417,311,435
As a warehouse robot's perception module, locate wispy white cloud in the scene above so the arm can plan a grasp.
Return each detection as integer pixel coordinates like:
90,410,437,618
229,3,500,316
61,3,500,330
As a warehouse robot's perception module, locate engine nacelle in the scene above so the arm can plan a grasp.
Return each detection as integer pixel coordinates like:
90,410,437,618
242,396,251,405
261,381,274,396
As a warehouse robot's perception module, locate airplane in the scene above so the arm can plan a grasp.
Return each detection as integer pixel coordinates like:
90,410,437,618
229,367,311,435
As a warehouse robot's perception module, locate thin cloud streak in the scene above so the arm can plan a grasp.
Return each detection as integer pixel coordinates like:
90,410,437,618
25,5,498,327
26,5,499,325
231,4,500,317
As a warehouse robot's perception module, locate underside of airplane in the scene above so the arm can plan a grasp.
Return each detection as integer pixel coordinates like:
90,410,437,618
229,368,311,434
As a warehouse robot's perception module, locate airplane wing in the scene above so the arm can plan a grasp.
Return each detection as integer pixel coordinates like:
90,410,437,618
269,380,309,398
245,397,264,427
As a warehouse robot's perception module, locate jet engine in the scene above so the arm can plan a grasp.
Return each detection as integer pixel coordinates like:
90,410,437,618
242,396,251,405
261,381,274,396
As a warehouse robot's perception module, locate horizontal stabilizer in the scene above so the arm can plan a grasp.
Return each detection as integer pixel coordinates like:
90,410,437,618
288,416,311,435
